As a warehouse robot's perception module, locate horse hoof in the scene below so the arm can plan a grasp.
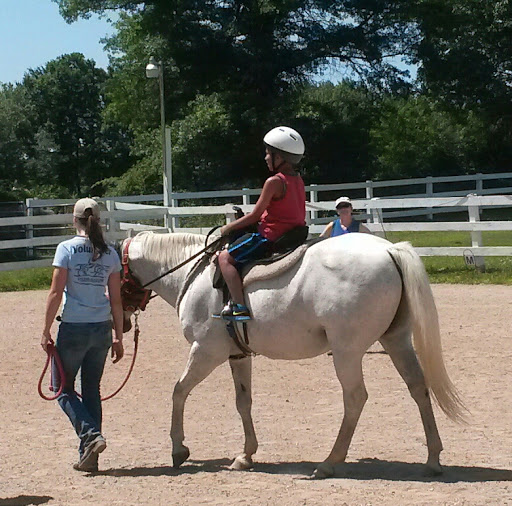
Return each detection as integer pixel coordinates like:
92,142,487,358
424,463,443,477
310,462,334,479
172,447,190,468
229,455,253,471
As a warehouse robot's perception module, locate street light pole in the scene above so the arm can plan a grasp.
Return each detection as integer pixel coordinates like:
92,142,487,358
146,56,172,228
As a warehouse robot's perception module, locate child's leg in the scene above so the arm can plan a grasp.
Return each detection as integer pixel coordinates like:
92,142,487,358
218,249,245,305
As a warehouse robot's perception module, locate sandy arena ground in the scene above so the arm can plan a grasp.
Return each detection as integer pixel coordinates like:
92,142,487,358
0,285,511,506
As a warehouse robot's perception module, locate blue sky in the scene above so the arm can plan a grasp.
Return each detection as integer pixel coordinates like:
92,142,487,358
0,0,116,84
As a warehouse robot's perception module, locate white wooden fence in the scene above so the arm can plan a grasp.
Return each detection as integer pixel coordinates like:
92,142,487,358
1,172,512,271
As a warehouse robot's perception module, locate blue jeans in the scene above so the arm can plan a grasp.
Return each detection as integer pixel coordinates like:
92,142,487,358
55,321,111,457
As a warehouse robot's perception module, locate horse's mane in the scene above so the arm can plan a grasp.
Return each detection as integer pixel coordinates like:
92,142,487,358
133,231,206,267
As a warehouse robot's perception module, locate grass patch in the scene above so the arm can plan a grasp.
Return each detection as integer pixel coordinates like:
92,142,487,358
385,230,512,284
424,256,512,284
0,267,53,292
385,230,512,247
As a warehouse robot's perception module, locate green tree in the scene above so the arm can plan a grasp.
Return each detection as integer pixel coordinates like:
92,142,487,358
370,96,486,179
295,81,379,183
102,94,235,195
409,0,512,171
54,0,418,188
53,0,511,189
101,128,162,195
0,85,34,199
22,53,132,196
413,1,511,109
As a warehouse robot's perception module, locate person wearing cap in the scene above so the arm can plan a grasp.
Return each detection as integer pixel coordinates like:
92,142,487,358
320,197,371,238
216,126,306,321
40,198,124,472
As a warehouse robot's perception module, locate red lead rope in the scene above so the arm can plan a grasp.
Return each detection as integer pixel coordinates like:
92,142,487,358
37,340,64,401
38,317,140,402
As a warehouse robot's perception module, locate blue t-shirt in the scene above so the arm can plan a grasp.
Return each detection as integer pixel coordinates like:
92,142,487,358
331,219,360,237
53,236,121,323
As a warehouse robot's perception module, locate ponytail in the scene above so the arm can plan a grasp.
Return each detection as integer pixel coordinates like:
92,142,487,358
77,210,108,261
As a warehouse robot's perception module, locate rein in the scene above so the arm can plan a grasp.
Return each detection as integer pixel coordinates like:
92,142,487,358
140,231,224,289
38,314,141,402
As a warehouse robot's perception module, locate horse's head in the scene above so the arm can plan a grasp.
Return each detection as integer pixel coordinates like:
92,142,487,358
118,235,153,333
118,231,211,334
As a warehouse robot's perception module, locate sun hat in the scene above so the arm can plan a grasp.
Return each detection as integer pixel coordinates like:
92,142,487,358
335,196,352,209
73,198,100,219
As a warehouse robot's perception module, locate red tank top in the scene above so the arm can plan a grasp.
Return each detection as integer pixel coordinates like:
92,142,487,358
258,172,306,242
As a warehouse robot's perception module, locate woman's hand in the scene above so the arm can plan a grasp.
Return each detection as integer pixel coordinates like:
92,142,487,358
41,331,52,352
111,338,124,363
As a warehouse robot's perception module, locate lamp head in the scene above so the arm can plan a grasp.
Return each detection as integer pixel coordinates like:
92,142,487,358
146,56,160,78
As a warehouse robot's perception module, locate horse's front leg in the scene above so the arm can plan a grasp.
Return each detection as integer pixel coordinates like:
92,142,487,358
228,355,258,470
171,341,227,468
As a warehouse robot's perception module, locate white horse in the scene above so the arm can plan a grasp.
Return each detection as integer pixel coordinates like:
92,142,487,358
122,231,466,479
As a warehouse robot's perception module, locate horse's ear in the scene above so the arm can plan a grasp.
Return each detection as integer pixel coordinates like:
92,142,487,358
128,228,137,238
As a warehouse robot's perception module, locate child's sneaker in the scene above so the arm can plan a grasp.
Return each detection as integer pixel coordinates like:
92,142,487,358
220,301,252,321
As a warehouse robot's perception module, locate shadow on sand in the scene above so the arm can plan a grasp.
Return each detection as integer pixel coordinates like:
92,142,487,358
95,457,512,483
0,496,53,506
96,458,233,477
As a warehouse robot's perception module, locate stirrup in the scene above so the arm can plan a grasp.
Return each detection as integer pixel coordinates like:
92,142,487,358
212,301,252,321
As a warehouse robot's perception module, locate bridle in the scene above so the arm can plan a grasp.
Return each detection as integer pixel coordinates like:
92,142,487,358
120,230,225,313
120,238,154,314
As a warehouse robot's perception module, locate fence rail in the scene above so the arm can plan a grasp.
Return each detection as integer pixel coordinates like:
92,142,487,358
1,172,512,271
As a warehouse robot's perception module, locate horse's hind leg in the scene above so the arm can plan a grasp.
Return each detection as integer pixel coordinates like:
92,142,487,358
228,356,258,470
171,341,227,468
380,329,444,475
313,349,368,479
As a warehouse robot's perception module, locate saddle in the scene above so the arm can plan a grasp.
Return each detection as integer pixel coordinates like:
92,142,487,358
211,226,322,290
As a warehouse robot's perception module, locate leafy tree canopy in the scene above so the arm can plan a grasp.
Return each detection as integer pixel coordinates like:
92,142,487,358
55,0,415,93
0,84,34,198
22,53,132,196
370,96,487,179
414,0,512,112
48,0,512,194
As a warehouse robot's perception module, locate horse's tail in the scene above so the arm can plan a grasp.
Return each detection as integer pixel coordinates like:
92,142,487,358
387,241,467,423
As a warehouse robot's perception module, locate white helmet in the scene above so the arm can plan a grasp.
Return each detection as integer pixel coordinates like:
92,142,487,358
263,126,305,165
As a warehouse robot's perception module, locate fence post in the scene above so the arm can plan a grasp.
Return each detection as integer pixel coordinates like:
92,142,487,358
25,198,34,259
426,176,434,220
467,194,485,272
163,126,173,231
365,180,373,224
242,188,250,206
105,199,119,242
309,184,318,224
475,173,483,195
225,207,237,225
365,180,374,199
169,196,179,232
370,197,386,238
